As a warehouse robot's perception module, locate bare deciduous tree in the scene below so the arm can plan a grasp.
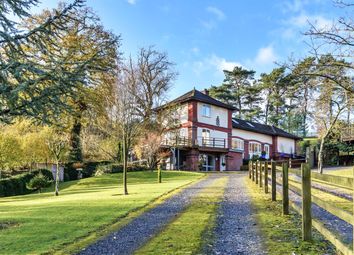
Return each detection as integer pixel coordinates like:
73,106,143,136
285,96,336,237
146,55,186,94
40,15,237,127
125,46,177,121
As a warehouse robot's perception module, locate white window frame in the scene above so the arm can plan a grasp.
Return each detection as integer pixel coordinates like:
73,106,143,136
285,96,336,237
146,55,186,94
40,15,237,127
232,138,244,151
264,144,270,159
249,142,262,158
202,104,211,117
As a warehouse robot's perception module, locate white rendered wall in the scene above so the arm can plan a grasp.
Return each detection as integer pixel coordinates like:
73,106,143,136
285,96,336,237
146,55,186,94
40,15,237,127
277,137,295,154
197,102,228,128
232,128,272,144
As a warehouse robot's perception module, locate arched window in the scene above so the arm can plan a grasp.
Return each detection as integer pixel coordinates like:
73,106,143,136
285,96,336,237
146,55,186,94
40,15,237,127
232,138,244,151
249,142,261,159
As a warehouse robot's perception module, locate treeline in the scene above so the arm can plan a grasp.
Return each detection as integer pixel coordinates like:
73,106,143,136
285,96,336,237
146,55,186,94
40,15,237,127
209,56,352,138
0,0,176,194
209,2,353,172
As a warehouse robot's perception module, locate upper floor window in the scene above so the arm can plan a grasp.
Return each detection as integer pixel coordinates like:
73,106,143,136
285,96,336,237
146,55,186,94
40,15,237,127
216,116,220,126
232,138,244,151
202,104,211,117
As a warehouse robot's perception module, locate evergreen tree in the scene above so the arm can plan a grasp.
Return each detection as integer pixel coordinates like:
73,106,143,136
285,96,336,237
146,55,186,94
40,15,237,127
259,67,294,127
209,66,262,120
24,4,121,162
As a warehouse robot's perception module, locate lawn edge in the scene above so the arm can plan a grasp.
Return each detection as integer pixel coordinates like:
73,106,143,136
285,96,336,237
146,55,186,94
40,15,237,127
50,172,207,255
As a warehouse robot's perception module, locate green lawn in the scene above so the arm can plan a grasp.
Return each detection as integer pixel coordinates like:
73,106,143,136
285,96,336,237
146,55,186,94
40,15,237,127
0,171,204,255
324,167,353,177
136,176,227,254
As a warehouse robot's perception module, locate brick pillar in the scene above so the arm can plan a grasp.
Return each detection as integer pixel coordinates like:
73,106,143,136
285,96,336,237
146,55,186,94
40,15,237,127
186,149,199,171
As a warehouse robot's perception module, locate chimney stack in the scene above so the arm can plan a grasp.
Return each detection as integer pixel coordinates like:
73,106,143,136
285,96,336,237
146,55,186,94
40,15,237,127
203,89,209,95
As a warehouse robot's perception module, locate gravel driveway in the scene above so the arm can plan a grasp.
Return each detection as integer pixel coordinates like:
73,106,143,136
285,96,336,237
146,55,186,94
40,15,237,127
206,174,267,255
78,174,221,255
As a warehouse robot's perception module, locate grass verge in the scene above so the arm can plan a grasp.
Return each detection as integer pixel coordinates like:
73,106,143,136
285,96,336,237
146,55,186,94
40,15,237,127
0,171,204,255
246,177,336,255
136,176,228,255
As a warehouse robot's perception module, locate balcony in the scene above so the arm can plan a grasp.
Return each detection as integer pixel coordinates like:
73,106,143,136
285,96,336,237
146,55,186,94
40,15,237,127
196,136,227,148
161,136,227,149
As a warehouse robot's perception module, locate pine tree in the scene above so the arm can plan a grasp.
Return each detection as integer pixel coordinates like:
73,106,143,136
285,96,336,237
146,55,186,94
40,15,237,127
209,66,262,120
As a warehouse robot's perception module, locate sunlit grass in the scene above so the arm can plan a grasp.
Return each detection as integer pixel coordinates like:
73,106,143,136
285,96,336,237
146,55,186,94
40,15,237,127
324,167,353,177
0,171,203,255
247,177,335,255
136,177,227,255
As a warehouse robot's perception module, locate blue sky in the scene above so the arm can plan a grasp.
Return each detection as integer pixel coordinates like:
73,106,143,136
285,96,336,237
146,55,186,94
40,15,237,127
33,0,345,99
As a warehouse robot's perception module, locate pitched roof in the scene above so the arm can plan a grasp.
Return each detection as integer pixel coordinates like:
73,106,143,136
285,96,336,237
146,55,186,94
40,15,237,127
156,89,236,110
232,118,301,140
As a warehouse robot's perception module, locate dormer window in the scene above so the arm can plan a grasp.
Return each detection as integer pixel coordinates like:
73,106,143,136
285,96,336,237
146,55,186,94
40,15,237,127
202,104,211,117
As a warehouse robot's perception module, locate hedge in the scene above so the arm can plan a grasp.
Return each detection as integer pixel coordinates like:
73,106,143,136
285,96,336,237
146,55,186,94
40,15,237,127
0,169,53,197
64,161,149,181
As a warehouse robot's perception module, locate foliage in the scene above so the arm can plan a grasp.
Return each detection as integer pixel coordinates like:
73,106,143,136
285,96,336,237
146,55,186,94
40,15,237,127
94,164,112,176
0,169,53,197
0,171,203,254
209,66,262,121
27,172,52,193
0,0,92,123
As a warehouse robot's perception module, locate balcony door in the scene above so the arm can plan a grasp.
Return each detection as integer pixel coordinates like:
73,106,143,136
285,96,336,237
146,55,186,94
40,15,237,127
202,129,210,146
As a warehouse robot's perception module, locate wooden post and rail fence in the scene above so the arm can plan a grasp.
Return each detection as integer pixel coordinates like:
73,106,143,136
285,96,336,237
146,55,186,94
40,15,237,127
248,159,354,255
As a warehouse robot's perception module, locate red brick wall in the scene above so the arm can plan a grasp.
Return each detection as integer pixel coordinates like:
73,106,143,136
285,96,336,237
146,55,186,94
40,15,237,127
226,151,243,170
186,149,199,171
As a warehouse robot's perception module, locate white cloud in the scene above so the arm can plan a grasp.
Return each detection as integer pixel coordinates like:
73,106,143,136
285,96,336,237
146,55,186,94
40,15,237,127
127,0,136,5
206,6,226,20
192,54,241,76
254,45,277,65
191,47,200,54
288,14,332,29
281,0,309,13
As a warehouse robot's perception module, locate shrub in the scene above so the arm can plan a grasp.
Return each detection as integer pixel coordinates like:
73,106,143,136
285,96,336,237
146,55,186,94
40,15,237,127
0,169,53,197
94,164,112,176
27,172,52,193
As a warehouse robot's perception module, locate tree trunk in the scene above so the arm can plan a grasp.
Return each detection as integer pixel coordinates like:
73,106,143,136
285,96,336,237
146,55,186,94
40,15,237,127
55,160,60,196
158,167,161,183
69,117,83,162
122,138,128,195
318,137,325,174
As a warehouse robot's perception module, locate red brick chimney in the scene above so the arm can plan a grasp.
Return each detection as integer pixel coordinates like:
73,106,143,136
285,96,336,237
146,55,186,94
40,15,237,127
202,89,209,95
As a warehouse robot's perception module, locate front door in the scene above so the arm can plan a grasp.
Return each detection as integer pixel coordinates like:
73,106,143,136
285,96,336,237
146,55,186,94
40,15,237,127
220,155,226,171
200,154,215,171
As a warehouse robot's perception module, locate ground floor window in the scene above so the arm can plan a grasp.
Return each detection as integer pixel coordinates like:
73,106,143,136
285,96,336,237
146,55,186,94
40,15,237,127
249,142,261,159
264,144,270,159
232,138,244,151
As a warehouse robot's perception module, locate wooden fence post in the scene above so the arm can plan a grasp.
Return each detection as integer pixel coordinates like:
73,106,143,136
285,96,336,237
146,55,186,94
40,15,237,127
249,161,252,179
259,161,263,188
271,160,276,201
255,161,259,184
282,162,289,215
301,163,312,241
264,161,269,194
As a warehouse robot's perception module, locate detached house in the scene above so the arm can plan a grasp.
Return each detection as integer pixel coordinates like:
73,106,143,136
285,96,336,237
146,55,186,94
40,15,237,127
158,89,301,171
